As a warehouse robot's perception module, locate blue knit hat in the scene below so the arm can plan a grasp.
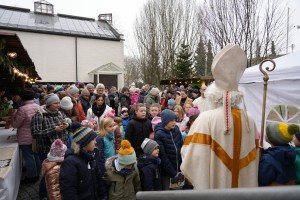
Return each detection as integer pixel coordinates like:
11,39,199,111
161,109,176,127
71,122,97,148
168,99,175,106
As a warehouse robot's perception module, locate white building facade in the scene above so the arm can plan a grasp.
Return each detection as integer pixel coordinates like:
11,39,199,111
0,3,124,89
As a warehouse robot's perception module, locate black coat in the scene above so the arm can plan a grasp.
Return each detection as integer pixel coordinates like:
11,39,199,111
119,93,131,110
154,123,183,178
79,96,91,115
60,148,106,200
125,116,152,158
138,155,162,191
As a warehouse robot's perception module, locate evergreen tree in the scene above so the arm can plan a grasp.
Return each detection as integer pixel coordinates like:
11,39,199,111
271,41,276,56
206,40,213,76
194,37,206,76
174,43,194,78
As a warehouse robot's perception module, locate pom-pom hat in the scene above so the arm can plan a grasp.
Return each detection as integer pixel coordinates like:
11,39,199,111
47,139,67,161
266,122,300,146
71,122,97,148
118,140,136,169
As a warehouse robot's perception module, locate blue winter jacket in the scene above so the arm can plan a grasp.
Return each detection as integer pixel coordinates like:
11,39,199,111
60,148,106,200
154,123,183,178
137,155,162,191
258,145,296,186
103,132,115,160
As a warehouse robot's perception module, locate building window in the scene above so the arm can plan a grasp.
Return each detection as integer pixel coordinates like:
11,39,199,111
34,0,54,15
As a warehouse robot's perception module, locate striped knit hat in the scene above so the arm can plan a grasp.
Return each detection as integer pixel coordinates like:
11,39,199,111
71,122,97,148
118,140,136,169
266,122,300,146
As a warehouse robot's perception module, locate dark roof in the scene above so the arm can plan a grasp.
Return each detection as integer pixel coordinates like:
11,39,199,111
0,31,41,79
0,5,121,41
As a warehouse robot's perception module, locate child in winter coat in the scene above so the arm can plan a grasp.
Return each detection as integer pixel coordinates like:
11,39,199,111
104,140,141,200
42,139,67,200
120,107,130,132
259,122,299,186
125,103,153,158
292,132,300,185
60,123,106,200
98,117,116,160
138,138,162,191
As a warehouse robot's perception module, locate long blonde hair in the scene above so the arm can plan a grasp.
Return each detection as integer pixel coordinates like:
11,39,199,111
98,118,114,137
174,105,184,121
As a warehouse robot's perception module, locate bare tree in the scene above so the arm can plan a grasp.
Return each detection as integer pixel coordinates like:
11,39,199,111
200,0,288,67
124,56,140,87
134,0,201,85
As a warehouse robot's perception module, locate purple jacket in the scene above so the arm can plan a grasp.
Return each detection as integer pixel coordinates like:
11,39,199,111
12,100,40,145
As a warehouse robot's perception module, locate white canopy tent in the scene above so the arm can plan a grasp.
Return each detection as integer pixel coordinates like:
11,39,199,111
239,51,300,135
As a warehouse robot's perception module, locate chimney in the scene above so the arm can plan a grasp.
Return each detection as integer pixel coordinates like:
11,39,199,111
98,13,113,25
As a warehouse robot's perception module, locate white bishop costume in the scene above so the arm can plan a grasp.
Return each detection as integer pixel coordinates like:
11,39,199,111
181,44,259,189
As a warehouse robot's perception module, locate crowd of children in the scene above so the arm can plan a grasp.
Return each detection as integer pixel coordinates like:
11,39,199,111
1,79,300,200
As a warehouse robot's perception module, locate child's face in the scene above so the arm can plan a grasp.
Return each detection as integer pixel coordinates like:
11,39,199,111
83,138,96,152
164,119,176,129
135,106,146,119
117,122,122,127
151,147,159,158
105,122,115,133
149,107,159,117
184,104,192,114
167,105,174,110
174,108,179,117
122,111,129,117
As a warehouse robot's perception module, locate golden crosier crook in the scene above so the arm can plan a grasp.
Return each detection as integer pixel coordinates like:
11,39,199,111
259,59,276,150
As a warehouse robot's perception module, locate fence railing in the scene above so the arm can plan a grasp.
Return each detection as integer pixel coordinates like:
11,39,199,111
137,186,300,200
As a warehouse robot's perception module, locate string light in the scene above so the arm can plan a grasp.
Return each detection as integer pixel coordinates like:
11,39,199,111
12,67,36,84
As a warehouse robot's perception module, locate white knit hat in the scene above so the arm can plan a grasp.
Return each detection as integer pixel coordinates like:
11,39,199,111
60,96,73,110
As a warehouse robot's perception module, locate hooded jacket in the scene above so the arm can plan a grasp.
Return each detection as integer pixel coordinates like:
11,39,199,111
258,145,296,186
119,93,131,110
154,123,183,178
60,148,106,200
104,156,141,200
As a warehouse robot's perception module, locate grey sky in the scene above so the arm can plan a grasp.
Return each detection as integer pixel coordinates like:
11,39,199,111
1,0,300,54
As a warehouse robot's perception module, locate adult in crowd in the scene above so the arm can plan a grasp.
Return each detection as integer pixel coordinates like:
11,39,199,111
68,86,86,123
86,83,95,101
86,93,113,131
175,89,193,108
145,88,160,114
11,87,23,110
11,89,40,183
79,88,91,116
92,83,110,105
154,109,183,190
108,86,119,114
31,93,69,199
181,44,259,189
119,87,131,111
193,84,210,113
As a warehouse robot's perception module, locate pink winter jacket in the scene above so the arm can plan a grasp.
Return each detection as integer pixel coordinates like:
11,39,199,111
11,100,40,145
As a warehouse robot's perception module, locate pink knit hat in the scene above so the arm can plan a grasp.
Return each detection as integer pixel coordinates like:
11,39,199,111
47,139,67,161
188,107,200,117
104,109,116,119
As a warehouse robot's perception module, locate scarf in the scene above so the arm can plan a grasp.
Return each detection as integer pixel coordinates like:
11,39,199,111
92,102,106,117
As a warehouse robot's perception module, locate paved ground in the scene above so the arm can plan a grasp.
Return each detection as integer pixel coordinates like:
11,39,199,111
17,171,39,200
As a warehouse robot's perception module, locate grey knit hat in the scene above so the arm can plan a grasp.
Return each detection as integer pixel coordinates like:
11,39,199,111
69,86,79,95
141,138,159,155
45,93,60,106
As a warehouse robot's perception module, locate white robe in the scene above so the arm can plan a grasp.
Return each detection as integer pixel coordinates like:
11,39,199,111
193,96,210,113
181,107,259,189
